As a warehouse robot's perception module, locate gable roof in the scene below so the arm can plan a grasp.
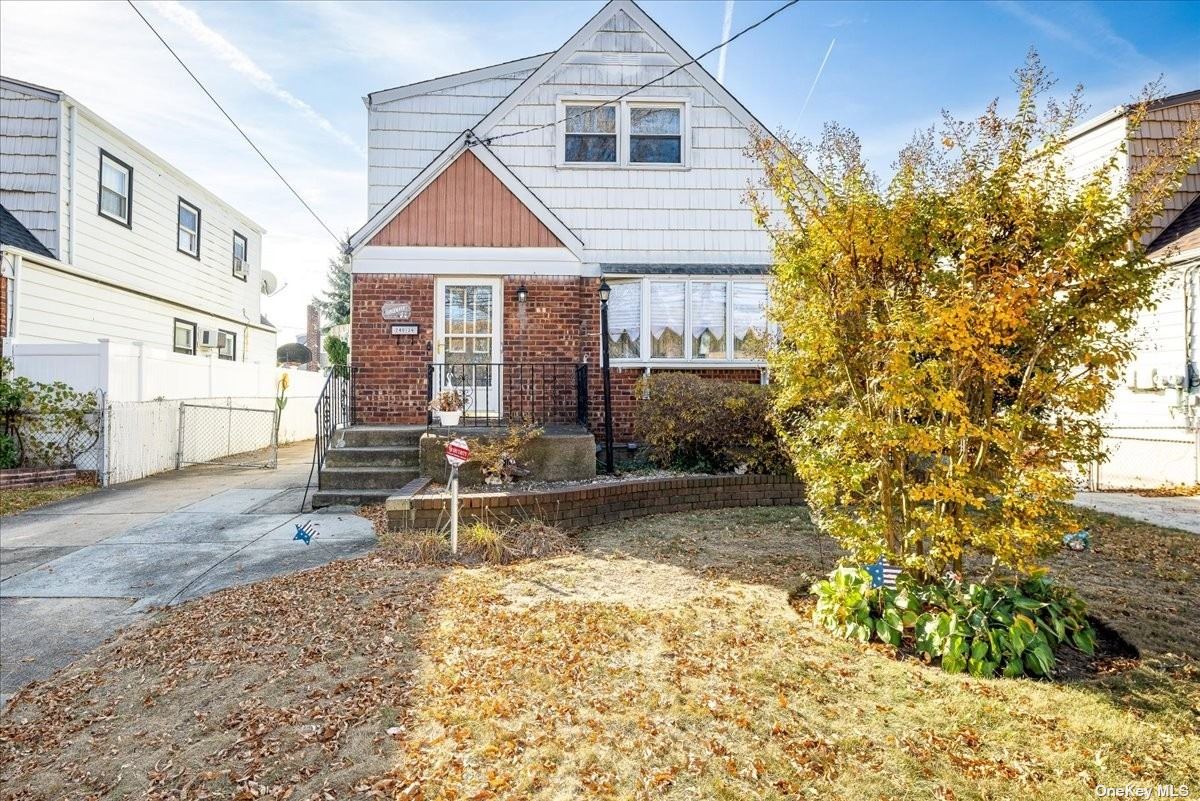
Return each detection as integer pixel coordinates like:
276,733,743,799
1148,195,1200,258
349,133,584,257
473,0,776,143
365,53,551,107
0,202,54,259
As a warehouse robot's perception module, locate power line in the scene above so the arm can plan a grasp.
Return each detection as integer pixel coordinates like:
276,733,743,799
125,0,342,246
480,0,800,145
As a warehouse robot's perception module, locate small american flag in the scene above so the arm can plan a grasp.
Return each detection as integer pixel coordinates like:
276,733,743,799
865,557,901,589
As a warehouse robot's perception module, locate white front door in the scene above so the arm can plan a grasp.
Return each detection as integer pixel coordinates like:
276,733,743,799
434,277,502,419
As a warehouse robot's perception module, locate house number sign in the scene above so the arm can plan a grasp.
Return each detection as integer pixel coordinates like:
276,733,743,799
390,324,419,336
381,301,412,321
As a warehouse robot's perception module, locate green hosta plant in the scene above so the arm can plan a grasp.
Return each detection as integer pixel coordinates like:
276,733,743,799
810,570,1096,678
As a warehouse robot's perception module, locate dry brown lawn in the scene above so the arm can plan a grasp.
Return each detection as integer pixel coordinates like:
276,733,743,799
0,481,98,516
2,506,1197,800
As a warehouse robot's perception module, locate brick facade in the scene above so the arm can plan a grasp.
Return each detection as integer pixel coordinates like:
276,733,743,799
350,272,763,438
387,473,805,531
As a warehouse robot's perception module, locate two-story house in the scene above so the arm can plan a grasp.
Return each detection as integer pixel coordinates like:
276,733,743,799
1061,89,1200,487
0,75,275,366
346,0,774,440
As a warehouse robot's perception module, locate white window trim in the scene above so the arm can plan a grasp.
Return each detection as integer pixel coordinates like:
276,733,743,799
606,275,769,367
556,96,689,170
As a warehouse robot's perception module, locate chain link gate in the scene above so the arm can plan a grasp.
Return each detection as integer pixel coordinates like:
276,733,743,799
176,402,278,469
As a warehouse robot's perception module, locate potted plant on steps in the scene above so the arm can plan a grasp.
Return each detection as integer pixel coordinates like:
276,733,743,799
429,389,465,427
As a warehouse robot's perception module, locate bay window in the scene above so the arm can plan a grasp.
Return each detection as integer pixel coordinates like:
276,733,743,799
604,277,769,363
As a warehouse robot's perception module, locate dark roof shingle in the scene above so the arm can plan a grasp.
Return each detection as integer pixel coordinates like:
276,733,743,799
0,203,54,259
1148,195,1200,257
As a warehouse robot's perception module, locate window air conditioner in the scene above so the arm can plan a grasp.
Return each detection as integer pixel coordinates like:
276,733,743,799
198,327,220,349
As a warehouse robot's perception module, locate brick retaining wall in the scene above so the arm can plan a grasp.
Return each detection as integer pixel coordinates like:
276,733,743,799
386,473,804,531
0,468,89,489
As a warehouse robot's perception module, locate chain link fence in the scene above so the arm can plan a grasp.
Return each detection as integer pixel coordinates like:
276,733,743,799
176,402,279,469
1,392,105,474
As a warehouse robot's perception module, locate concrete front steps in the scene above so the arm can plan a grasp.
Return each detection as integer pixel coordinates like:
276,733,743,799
311,425,426,508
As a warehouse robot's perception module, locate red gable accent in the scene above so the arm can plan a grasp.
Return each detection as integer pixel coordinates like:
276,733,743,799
368,150,562,248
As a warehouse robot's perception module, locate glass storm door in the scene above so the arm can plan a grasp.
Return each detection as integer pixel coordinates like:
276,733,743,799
435,278,501,418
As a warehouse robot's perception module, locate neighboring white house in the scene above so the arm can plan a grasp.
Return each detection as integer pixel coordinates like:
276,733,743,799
1062,90,1200,487
0,75,276,369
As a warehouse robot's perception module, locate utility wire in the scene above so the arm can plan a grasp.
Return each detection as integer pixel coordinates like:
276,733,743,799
480,0,800,145
126,0,342,246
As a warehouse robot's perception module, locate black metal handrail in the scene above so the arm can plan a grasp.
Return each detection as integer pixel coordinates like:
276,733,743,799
313,365,353,489
426,361,588,428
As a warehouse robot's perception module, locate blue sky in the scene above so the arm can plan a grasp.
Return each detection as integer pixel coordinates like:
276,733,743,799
1,0,1197,339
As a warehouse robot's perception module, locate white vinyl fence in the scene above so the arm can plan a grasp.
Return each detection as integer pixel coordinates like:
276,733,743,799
7,340,326,485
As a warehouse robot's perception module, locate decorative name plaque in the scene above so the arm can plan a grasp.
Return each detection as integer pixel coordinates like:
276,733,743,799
381,301,412,321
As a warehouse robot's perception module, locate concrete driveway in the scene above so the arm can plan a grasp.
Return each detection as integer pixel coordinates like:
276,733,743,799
0,441,378,707
1072,491,1200,534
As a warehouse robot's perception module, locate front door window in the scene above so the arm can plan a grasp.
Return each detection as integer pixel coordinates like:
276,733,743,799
438,281,500,417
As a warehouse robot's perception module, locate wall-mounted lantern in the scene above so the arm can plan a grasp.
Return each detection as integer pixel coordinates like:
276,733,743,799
516,283,529,304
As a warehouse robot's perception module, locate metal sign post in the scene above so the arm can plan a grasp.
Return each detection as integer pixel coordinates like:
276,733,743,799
444,438,471,555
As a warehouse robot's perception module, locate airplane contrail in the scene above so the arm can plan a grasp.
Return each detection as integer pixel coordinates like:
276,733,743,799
797,37,836,123
716,0,735,84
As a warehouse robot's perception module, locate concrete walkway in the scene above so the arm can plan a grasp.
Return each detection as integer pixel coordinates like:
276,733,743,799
0,441,378,707
1072,491,1200,534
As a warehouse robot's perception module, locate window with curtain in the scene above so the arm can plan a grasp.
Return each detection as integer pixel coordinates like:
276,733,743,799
606,280,641,358
564,105,617,163
690,282,727,359
649,282,685,359
732,283,769,359
178,199,200,258
629,106,681,164
98,152,131,225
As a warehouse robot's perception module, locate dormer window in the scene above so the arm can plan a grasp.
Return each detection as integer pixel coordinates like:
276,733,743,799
564,105,617,163
559,98,687,168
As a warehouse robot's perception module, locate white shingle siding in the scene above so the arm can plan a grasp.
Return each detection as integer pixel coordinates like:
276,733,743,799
367,70,538,214
0,84,60,255
482,12,771,264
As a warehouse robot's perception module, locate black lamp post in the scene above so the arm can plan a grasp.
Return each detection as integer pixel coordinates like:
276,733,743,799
598,279,615,474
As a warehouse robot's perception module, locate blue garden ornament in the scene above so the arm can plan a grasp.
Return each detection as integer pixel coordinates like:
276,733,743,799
865,556,900,589
1063,529,1091,551
294,520,320,545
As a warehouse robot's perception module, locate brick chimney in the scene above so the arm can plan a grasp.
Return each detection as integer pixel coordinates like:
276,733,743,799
306,304,320,371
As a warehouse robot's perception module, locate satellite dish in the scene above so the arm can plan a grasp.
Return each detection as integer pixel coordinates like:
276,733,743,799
261,269,282,296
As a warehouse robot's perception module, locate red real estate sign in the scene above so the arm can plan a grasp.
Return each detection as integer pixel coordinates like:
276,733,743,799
445,438,471,467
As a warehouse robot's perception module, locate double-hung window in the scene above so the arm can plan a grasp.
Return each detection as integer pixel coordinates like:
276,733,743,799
173,319,197,355
98,151,132,226
232,232,248,279
564,104,617,163
217,329,237,361
178,198,201,258
560,99,686,166
629,105,682,164
606,278,769,362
